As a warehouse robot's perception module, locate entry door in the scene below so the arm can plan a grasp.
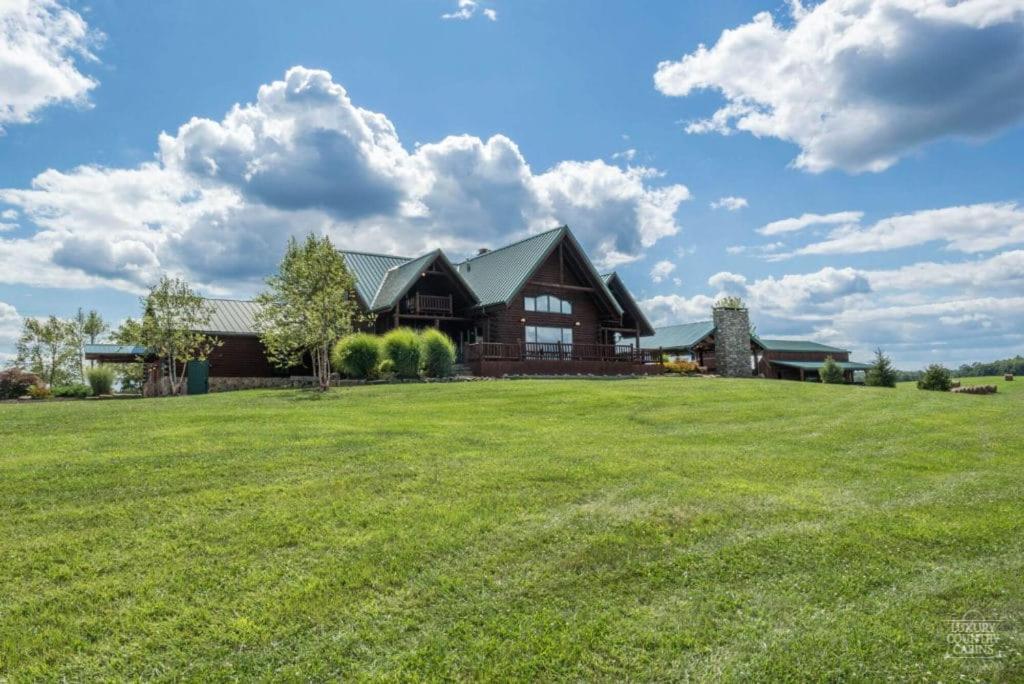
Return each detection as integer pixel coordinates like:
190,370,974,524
186,360,209,395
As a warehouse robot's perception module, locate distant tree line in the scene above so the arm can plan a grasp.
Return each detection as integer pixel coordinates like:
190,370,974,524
895,355,1023,381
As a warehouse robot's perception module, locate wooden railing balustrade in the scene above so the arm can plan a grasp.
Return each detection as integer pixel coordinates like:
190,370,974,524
406,293,453,316
465,342,662,364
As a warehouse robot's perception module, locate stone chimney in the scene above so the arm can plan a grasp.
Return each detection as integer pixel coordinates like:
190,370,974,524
713,305,752,378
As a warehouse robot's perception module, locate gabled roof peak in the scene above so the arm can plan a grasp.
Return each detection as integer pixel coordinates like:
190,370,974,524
457,226,566,266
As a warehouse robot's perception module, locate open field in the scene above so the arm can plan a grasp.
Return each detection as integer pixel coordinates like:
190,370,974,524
1,376,1021,680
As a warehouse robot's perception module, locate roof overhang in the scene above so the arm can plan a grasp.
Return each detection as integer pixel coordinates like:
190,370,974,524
83,344,152,363
602,272,655,336
769,360,872,371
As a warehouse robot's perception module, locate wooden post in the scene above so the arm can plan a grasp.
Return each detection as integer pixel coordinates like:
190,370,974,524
799,368,805,382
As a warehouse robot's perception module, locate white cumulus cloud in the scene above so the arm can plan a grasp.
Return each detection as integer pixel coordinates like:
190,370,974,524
649,259,676,283
795,202,1024,256
0,66,690,291
0,301,21,362
0,0,101,130
442,0,497,21
710,196,748,211
654,0,1024,172
758,210,862,236
640,250,1024,367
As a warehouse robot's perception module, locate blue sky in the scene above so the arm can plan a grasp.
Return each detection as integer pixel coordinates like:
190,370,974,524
1,0,1023,367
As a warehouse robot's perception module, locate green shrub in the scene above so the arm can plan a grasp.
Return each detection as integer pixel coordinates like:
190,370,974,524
917,364,952,391
52,384,92,399
0,368,41,399
87,365,116,395
865,348,897,388
332,333,382,379
820,356,845,384
28,384,52,400
382,328,421,378
419,329,456,378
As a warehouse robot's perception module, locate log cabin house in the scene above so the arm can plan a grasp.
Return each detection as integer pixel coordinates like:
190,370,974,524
86,226,663,392
342,225,660,376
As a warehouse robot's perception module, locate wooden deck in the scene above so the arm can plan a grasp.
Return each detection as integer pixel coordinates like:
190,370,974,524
465,342,664,376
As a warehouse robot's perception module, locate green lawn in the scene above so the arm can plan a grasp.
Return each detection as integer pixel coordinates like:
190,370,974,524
1,376,1021,680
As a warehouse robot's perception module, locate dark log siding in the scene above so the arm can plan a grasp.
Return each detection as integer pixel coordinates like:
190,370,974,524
481,249,608,347
207,335,289,378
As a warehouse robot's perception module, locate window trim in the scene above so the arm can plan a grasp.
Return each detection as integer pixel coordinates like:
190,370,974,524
524,293,572,315
525,325,574,345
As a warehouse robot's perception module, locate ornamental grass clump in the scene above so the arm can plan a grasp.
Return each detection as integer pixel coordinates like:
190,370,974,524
332,333,382,379
382,328,421,379
664,359,700,374
86,365,116,395
419,329,456,378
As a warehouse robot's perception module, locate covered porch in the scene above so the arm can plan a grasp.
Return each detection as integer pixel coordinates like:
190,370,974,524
769,359,872,382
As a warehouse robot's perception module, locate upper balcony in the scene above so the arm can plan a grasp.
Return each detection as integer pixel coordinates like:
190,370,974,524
403,292,454,316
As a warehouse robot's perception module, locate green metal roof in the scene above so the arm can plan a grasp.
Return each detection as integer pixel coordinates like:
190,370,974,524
340,250,412,307
757,338,849,353
370,251,440,311
83,344,148,357
641,321,715,350
452,226,621,314
769,360,872,371
199,299,261,335
455,227,565,308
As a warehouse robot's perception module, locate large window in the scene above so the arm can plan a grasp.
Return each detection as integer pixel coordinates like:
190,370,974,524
525,326,573,345
524,294,572,315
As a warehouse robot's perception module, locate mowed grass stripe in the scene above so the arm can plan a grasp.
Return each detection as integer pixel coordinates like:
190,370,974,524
0,377,1021,680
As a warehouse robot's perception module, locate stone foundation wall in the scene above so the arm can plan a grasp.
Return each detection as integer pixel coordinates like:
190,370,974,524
713,307,752,378
208,376,320,393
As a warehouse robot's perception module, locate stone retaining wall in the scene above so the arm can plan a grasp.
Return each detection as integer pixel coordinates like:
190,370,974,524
208,376,320,393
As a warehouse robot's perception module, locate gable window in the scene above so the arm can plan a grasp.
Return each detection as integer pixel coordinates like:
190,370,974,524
524,294,572,315
525,326,573,345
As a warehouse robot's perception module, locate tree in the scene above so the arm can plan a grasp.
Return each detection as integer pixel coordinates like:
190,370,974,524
73,308,109,374
820,356,845,384
112,317,146,392
255,234,363,391
865,348,897,388
138,276,221,396
917,364,952,391
15,316,80,386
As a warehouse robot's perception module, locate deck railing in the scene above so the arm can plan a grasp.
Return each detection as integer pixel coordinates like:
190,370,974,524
406,293,453,316
465,342,662,364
